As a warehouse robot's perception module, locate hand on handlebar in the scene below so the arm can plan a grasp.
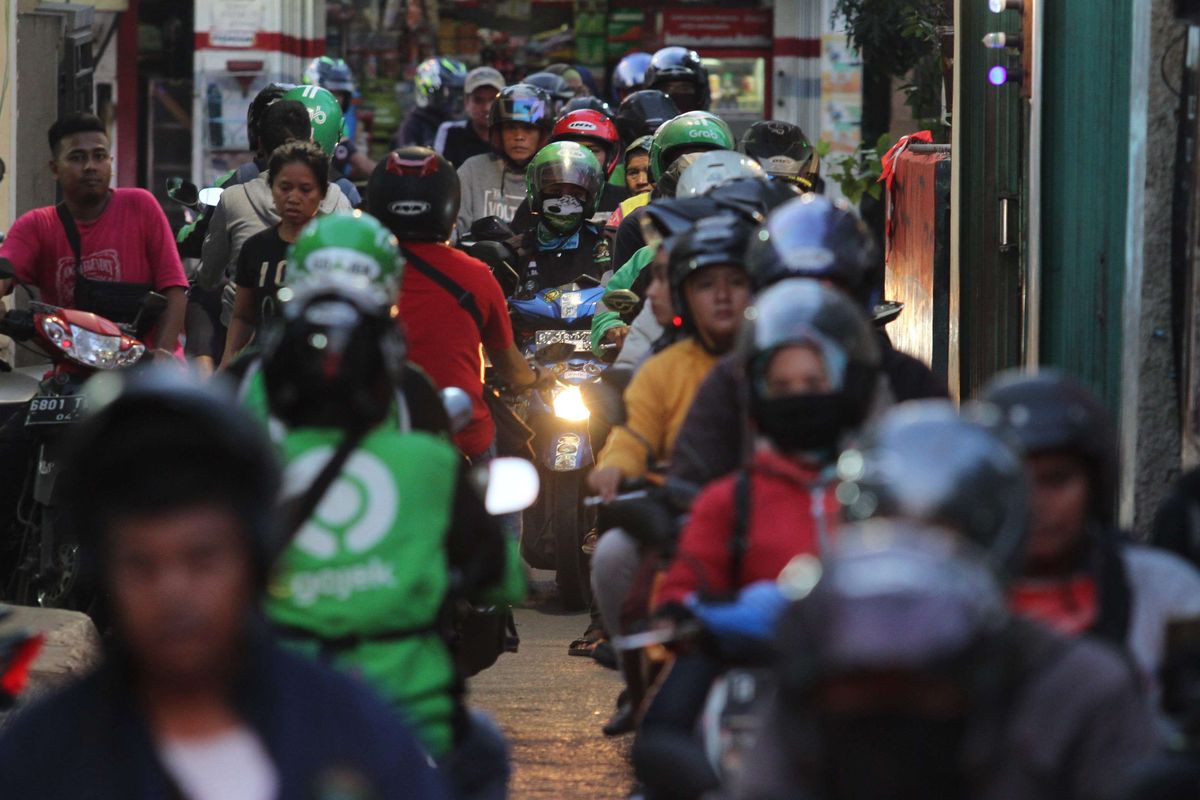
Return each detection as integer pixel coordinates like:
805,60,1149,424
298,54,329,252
602,326,629,350
587,466,624,504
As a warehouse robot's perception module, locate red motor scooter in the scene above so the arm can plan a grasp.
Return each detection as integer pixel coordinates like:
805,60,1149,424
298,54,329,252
0,259,161,609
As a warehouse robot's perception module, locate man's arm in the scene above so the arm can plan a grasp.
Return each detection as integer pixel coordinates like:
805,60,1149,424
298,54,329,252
198,195,232,290
669,355,746,487
152,286,186,357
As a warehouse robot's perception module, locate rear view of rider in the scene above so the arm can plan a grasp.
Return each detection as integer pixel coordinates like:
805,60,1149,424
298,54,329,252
670,194,948,488
643,47,710,113
982,369,1200,696
516,141,611,292
630,280,882,799
303,55,377,180
397,57,468,148
740,120,822,192
736,521,1158,800
366,146,542,461
457,83,553,236
250,211,524,800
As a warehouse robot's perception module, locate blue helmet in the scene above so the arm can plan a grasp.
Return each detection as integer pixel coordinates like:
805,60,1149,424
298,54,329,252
611,52,652,102
744,194,881,309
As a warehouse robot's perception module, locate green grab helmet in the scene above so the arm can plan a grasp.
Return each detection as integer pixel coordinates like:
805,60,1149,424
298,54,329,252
285,211,404,307
282,84,345,156
649,111,735,182
525,141,605,218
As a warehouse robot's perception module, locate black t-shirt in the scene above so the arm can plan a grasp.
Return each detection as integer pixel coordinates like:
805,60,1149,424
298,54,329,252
441,123,492,169
519,223,612,291
235,225,290,332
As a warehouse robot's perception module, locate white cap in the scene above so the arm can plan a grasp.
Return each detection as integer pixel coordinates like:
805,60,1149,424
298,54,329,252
465,67,505,95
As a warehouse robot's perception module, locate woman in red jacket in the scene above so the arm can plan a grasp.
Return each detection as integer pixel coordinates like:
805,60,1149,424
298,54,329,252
632,279,883,800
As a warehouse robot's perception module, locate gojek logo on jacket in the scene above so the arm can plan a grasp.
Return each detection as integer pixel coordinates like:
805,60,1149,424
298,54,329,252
283,447,399,606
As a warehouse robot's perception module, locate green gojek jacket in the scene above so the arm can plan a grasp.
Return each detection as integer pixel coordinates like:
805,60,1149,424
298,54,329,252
241,369,524,758
590,243,656,355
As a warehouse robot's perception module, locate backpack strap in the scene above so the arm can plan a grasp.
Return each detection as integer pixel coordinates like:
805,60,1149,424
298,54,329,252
279,426,369,547
402,246,486,333
727,468,753,591
55,202,83,280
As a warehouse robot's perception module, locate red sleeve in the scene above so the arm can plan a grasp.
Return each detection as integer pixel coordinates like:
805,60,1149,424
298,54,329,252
135,190,187,291
467,255,513,351
656,477,736,608
0,210,47,286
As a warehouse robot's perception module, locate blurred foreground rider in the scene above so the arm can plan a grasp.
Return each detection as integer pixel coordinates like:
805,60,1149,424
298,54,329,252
248,212,524,800
982,370,1200,696
0,369,448,800
735,521,1158,800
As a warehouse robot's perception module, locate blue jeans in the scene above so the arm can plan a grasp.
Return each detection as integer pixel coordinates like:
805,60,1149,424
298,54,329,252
440,709,511,800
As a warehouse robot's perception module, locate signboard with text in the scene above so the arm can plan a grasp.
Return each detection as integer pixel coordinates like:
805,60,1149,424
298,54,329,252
662,8,772,49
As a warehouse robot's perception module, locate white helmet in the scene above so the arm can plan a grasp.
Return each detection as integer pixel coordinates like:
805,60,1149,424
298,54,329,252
675,150,767,199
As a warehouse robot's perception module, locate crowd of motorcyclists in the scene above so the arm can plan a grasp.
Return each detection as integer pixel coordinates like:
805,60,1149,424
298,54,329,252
0,42,1198,800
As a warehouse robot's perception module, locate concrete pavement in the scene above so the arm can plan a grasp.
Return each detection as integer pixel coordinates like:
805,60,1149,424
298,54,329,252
472,607,634,799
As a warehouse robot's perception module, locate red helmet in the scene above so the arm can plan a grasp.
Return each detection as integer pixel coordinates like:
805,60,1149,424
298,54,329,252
550,109,621,177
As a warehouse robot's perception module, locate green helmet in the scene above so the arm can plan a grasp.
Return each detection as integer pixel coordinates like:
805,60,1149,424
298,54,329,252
649,111,735,182
285,211,404,307
282,84,345,156
525,141,605,219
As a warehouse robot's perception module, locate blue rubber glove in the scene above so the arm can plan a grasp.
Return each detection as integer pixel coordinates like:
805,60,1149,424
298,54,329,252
685,581,790,644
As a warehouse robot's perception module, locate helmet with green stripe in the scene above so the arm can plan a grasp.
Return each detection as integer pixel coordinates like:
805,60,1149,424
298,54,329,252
415,57,468,113
649,111,735,183
285,211,404,308
282,84,345,157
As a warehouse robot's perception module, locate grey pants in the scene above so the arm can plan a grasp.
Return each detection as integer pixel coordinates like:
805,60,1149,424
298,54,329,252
590,527,641,643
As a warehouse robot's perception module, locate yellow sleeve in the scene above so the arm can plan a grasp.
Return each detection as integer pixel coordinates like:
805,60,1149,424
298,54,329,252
596,354,671,477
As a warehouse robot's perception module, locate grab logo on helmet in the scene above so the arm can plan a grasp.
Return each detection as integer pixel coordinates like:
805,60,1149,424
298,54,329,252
286,449,399,560
688,127,723,142
300,85,329,125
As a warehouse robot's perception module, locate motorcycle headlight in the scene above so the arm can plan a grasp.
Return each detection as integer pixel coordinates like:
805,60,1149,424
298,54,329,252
41,316,145,369
553,384,590,421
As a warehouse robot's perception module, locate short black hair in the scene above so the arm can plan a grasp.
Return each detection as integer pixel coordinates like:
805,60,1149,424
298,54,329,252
48,113,107,157
267,140,329,195
259,100,312,158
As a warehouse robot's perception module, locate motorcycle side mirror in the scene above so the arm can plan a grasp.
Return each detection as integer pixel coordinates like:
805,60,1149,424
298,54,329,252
873,300,904,327
482,457,540,516
537,342,576,363
166,178,200,208
440,386,474,435
197,186,225,207
602,289,640,316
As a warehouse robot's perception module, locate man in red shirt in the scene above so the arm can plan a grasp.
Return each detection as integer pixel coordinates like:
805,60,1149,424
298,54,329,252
0,113,187,358
365,147,538,461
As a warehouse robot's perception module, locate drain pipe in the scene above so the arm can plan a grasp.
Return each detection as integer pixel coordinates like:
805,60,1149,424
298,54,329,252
1023,0,1044,368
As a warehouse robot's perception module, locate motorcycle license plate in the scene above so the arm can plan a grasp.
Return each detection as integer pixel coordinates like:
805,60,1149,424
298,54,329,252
25,395,86,426
535,329,591,352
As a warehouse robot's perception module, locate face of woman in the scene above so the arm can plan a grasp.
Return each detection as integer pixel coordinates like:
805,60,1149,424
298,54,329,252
272,161,324,230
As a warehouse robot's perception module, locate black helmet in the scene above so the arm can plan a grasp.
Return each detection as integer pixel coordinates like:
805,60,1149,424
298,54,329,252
777,519,1007,694
979,369,1118,524
741,121,820,189
59,368,282,588
745,194,882,309
667,215,753,339
522,71,574,112
838,400,1031,579
707,176,803,225
488,84,554,153
366,147,460,242
615,90,680,145
248,83,294,154
644,47,710,112
262,285,406,433
611,52,653,102
561,95,615,119
740,279,880,453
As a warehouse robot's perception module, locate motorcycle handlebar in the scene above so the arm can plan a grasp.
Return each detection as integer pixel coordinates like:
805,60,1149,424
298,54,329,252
0,309,36,341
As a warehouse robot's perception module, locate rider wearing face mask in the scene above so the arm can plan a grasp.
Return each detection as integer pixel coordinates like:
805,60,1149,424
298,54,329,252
736,521,1158,800
515,141,611,292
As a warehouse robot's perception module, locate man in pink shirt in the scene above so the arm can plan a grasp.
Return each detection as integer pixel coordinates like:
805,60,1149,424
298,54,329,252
0,113,187,358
